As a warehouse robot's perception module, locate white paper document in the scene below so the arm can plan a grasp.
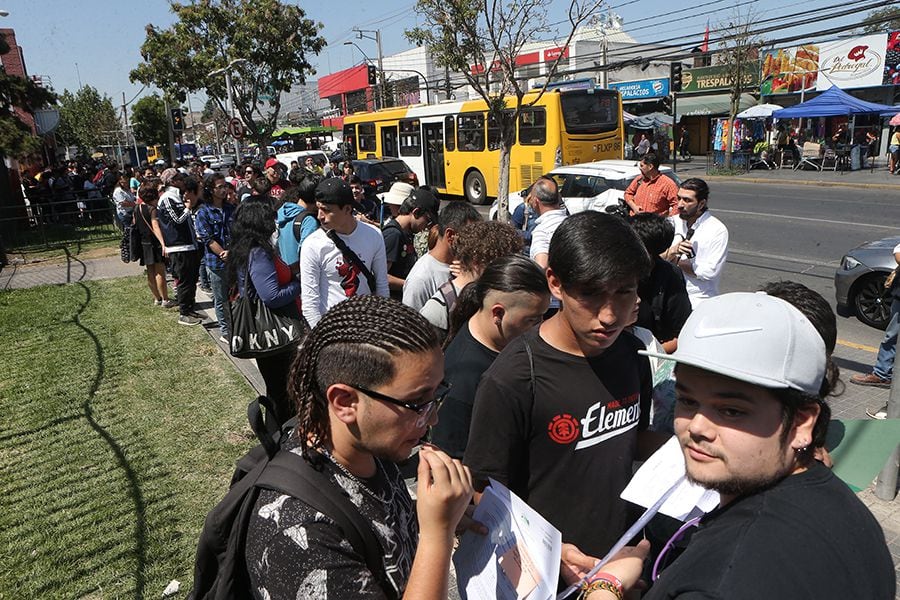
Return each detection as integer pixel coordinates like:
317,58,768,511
453,479,562,600
621,436,719,520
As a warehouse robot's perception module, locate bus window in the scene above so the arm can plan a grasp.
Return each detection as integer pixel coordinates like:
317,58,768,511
487,110,516,150
358,123,377,153
519,108,547,145
444,116,455,151
560,90,619,134
457,113,485,152
342,124,357,160
399,119,421,157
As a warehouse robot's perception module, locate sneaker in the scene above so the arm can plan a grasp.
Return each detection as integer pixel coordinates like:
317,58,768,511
199,285,213,294
153,299,162,306
218,335,228,344
161,299,178,309
849,373,892,388
866,404,888,420
184,310,206,320
178,314,203,326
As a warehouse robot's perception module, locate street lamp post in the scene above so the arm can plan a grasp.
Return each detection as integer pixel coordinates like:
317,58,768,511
344,41,379,110
210,58,248,167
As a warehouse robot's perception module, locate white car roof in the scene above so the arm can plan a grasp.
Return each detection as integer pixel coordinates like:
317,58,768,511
550,159,673,179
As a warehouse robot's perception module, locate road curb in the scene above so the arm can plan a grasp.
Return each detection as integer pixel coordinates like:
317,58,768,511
700,175,900,191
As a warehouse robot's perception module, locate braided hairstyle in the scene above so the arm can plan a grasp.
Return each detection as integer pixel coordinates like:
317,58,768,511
288,295,440,457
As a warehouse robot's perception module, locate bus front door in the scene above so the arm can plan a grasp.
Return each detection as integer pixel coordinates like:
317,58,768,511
423,123,445,189
381,126,398,157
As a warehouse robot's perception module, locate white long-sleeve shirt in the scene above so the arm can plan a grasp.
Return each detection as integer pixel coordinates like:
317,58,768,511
670,210,729,307
300,222,389,327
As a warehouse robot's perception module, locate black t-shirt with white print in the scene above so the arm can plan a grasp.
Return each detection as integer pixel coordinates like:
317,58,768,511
245,438,417,599
463,327,651,558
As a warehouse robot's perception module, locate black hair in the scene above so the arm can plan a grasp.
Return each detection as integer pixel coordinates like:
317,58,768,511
182,175,200,195
251,177,272,196
137,180,160,202
226,196,277,291
679,178,710,202
761,280,842,459
169,172,187,186
548,211,651,296
446,254,549,346
641,153,660,169
296,174,321,204
203,172,225,198
437,200,481,235
630,212,675,256
287,296,439,458
348,175,363,185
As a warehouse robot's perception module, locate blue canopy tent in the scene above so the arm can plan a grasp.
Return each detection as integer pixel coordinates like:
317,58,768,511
772,86,896,118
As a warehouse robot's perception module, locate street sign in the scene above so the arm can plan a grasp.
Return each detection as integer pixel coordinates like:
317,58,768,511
227,117,245,140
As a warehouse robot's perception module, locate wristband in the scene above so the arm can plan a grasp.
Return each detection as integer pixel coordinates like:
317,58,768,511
581,572,623,600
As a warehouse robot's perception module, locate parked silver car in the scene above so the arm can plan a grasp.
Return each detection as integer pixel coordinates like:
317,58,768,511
835,236,899,329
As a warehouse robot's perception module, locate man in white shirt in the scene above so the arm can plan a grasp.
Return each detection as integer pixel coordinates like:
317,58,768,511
300,178,389,327
665,178,728,307
528,176,567,315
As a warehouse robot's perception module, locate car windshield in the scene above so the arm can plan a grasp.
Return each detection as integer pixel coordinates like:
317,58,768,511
560,89,619,135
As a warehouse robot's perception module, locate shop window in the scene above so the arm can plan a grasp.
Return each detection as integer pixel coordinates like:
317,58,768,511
399,119,421,157
519,108,547,145
457,113,485,152
358,123,376,153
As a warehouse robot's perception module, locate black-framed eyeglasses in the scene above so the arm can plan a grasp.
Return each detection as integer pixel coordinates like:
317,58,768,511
351,380,451,427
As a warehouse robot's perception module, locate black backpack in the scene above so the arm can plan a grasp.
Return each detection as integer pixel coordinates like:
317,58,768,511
188,396,397,600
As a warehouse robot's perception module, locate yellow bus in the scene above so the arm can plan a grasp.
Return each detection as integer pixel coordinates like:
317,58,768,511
342,85,623,204
147,144,163,164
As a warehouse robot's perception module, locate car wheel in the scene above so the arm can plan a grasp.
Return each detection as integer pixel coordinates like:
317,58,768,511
464,170,488,205
853,273,891,330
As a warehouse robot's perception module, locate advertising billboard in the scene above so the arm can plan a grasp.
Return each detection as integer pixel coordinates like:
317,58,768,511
681,64,759,93
608,78,670,100
817,33,887,91
760,44,819,95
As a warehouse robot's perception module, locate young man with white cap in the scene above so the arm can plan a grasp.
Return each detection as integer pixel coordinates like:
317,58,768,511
379,182,440,299
578,292,895,600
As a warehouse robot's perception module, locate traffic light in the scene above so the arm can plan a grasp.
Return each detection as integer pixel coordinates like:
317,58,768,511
171,108,184,131
367,64,377,86
670,62,683,93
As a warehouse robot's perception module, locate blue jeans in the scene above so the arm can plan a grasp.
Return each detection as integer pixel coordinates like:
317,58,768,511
199,253,211,288
873,297,900,380
207,265,229,337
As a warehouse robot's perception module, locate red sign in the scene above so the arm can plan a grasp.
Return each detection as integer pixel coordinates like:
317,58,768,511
515,51,540,67
543,46,569,62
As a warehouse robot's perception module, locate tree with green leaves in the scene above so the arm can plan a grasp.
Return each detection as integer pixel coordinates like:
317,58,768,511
130,94,169,152
0,33,56,159
715,10,761,170
130,0,326,152
56,85,119,155
861,7,900,33
406,0,601,217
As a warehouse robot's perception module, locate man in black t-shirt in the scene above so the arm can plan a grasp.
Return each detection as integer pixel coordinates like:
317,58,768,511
382,185,439,299
464,212,668,561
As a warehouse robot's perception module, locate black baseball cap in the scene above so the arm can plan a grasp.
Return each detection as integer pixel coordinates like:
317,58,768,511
409,188,440,223
315,177,356,207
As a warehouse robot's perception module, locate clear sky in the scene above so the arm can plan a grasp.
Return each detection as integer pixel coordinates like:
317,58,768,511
2,0,872,109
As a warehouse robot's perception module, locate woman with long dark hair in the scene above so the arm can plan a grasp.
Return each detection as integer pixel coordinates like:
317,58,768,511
227,195,305,425
431,254,550,458
134,180,173,307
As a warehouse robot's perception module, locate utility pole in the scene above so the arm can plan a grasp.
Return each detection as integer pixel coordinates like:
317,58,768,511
122,92,139,166
164,96,176,165
354,28,386,108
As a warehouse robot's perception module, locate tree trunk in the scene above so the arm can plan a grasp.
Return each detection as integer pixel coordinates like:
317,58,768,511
495,127,514,224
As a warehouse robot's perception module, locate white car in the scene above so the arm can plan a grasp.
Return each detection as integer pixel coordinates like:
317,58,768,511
489,159,681,220
199,154,219,165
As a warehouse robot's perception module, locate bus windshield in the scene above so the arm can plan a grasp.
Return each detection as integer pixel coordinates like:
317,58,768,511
560,90,619,134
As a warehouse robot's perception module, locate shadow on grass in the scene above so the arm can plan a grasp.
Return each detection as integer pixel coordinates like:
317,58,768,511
69,280,148,600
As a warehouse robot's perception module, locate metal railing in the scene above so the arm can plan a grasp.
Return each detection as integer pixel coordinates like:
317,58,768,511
0,194,121,252
706,150,753,174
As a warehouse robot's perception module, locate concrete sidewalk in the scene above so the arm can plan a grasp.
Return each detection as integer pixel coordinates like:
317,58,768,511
3,251,898,592
671,155,900,190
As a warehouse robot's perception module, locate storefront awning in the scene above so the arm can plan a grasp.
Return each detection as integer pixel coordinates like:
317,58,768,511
675,93,757,120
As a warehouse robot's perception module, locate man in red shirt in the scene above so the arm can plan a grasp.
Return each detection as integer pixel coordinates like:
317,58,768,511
623,153,679,216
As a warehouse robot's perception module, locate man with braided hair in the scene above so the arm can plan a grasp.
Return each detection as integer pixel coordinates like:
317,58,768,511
244,295,474,599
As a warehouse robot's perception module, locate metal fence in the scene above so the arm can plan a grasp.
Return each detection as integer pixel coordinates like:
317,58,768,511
706,150,753,174
0,194,121,252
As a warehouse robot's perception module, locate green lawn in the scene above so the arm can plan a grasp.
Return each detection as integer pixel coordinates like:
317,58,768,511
0,276,257,598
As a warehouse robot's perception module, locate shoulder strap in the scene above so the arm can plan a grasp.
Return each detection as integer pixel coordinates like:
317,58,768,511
256,452,397,600
291,208,308,243
326,228,377,293
438,280,457,319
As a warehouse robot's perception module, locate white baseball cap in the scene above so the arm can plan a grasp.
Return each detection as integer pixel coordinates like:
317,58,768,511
378,181,415,206
640,292,825,395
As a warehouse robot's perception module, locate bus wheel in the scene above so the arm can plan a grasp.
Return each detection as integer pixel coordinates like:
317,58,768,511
464,170,488,205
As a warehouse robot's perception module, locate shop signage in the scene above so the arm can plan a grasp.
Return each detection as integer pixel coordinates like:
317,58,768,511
544,46,569,62
680,65,758,93
817,33,886,91
609,78,670,99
